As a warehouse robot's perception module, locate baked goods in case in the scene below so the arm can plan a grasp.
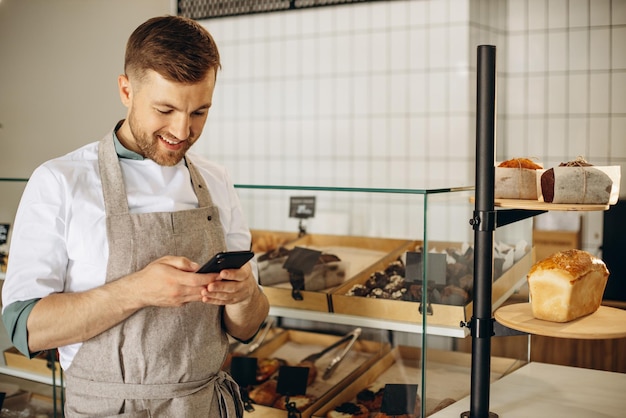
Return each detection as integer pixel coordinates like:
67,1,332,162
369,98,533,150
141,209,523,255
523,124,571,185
273,394,316,411
248,379,280,406
345,243,522,307
374,412,417,418
256,358,286,383
527,249,609,322
495,158,543,200
356,382,385,410
252,233,294,253
257,247,347,291
541,157,613,204
326,402,369,417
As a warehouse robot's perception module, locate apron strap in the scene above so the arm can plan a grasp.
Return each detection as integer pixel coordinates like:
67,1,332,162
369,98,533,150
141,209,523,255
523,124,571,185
98,134,214,213
66,370,243,417
98,134,131,217
186,158,213,208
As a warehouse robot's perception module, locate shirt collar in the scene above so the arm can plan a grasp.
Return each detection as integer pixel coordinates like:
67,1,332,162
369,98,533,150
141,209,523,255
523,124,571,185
113,121,144,160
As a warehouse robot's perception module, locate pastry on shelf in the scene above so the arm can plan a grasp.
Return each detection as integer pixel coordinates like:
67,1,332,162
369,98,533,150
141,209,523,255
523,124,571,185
355,382,385,411
256,358,286,383
248,379,280,406
540,157,613,204
252,232,295,253
527,249,609,322
495,157,543,200
257,246,346,291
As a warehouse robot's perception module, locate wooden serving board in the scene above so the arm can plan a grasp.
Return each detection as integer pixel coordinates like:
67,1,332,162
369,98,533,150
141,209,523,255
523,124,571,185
469,196,610,211
493,198,609,211
494,303,626,339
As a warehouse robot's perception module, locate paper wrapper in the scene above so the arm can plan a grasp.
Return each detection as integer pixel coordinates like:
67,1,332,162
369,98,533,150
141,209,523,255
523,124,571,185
540,166,621,205
258,257,348,291
258,245,387,292
494,167,540,200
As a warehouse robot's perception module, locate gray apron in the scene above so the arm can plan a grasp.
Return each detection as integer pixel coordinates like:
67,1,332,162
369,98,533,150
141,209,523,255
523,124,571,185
64,133,244,417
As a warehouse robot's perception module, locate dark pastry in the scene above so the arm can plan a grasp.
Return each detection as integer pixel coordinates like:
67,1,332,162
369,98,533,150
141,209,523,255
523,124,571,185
326,402,369,417
356,384,384,411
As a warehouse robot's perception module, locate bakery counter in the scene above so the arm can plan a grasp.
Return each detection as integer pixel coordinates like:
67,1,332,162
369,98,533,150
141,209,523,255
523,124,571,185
428,362,626,417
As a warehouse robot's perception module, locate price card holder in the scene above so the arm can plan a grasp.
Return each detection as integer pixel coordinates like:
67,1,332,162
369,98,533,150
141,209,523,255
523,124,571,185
277,365,310,418
405,251,447,315
230,356,258,412
283,247,322,300
405,251,447,284
289,196,316,236
380,383,420,417
230,356,257,387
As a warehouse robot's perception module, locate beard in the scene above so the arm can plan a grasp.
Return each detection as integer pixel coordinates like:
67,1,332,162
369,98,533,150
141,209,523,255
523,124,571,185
128,113,193,167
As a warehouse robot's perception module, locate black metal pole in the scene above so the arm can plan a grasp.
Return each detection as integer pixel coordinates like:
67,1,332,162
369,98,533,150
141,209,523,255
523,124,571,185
464,45,497,418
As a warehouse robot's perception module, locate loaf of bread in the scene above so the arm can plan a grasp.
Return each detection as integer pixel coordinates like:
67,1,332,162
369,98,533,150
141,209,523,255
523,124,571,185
495,158,543,200
527,249,609,322
541,165,612,204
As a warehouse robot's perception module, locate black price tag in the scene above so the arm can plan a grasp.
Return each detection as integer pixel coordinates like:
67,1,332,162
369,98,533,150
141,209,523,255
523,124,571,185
276,365,309,396
380,383,419,416
405,251,447,285
0,224,9,246
230,356,258,387
289,196,316,219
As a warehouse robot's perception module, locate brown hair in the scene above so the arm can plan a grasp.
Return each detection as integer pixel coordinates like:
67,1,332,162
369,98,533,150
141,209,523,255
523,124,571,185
125,15,221,83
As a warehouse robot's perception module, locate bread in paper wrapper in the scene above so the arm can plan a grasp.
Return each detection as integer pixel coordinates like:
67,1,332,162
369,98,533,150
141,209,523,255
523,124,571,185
495,158,542,200
541,166,613,204
527,249,609,323
257,248,347,291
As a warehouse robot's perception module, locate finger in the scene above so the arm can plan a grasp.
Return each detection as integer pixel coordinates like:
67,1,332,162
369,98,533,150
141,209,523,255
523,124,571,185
218,263,252,281
155,256,199,273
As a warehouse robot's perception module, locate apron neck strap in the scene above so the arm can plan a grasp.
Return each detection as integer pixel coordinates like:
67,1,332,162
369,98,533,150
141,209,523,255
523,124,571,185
98,133,213,216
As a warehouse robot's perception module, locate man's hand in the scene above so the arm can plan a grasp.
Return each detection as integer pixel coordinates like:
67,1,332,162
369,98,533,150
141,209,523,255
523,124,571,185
198,262,270,341
27,256,214,352
198,262,257,305
132,256,210,307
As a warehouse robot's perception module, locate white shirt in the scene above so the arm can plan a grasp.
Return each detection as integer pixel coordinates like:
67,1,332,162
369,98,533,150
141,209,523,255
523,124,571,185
2,139,253,369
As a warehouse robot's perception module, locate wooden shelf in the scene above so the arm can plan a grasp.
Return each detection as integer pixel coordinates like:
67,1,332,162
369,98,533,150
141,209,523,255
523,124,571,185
494,303,626,339
493,198,609,211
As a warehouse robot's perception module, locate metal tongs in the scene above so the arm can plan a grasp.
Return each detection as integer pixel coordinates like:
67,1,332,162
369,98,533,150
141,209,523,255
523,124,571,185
244,317,275,355
322,327,361,379
299,327,360,364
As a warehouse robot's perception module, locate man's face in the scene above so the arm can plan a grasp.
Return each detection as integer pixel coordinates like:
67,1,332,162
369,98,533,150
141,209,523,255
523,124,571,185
118,69,216,166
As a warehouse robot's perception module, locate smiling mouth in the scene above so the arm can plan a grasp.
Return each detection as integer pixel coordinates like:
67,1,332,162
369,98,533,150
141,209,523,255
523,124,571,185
159,135,184,146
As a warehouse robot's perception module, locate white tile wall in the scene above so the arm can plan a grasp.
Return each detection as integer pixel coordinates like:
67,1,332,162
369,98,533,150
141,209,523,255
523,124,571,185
195,0,625,252
500,0,626,252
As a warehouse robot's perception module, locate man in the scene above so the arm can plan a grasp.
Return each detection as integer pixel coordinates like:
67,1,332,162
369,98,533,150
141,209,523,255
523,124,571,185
2,15,269,417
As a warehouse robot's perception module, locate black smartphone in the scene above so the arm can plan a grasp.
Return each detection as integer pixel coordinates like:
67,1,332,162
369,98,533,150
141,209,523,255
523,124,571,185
197,250,254,274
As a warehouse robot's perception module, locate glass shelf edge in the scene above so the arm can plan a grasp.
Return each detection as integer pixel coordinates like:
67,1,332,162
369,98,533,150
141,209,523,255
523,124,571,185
235,184,475,195
0,365,61,386
268,307,469,338
0,178,29,182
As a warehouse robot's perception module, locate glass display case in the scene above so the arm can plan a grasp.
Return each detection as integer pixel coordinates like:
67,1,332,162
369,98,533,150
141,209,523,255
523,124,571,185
1,178,537,417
